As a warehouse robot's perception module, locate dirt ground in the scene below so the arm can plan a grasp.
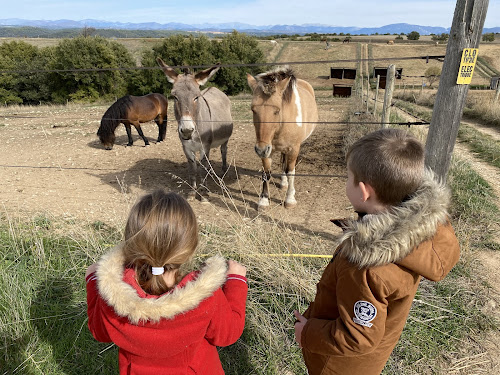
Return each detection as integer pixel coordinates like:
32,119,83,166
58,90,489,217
0,93,351,240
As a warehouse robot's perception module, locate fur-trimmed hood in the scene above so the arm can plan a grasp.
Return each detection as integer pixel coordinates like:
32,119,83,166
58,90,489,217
338,170,452,273
96,245,227,324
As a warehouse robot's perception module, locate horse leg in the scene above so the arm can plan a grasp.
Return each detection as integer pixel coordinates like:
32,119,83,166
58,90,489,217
133,122,150,146
279,153,288,189
284,150,299,208
183,147,198,201
156,116,167,143
199,147,212,203
258,157,272,209
220,140,229,175
124,123,134,146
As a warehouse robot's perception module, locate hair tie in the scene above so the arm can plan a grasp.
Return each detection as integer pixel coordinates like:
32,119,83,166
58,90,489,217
151,266,164,276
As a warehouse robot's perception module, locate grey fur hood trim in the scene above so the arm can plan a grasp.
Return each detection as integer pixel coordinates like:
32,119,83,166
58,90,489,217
338,169,450,268
96,245,227,324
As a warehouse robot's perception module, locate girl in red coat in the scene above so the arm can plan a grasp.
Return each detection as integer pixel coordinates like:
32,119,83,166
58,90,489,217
86,190,248,375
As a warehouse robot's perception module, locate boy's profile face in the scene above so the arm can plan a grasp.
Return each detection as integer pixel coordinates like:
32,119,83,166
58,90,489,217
345,167,387,214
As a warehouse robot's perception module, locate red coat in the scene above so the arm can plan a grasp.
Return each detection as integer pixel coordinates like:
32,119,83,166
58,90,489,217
86,247,247,375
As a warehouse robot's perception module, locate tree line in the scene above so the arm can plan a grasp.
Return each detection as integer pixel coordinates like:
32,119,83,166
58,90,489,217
0,32,264,105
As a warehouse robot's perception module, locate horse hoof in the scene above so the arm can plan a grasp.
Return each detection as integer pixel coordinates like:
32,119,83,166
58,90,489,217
258,197,270,210
284,200,297,209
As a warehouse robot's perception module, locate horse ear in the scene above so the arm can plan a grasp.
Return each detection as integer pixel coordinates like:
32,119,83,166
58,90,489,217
247,73,258,92
276,76,292,95
156,57,178,84
195,63,221,86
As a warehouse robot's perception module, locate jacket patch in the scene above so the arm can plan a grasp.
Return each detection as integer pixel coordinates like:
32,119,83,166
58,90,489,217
353,301,377,327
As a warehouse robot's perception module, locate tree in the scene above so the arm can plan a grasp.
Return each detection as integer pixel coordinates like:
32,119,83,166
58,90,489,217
47,36,136,102
432,33,449,42
0,41,54,104
482,33,495,42
135,32,264,97
425,66,441,88
211,31,265,95
407,31,420,40
135,34,215,96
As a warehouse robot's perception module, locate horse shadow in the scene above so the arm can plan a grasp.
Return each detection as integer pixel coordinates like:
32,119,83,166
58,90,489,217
88,134,159,150
91,153,342,242
89,157,257,203
30,276,118,374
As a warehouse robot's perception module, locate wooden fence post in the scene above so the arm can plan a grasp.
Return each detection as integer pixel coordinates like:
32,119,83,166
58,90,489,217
424,0,489,180
374,75,380,115
494,81,500,103
366,76,370,113
381,64,396,128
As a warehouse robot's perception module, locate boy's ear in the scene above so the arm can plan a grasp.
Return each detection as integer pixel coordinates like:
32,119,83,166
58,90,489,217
359,181,375,202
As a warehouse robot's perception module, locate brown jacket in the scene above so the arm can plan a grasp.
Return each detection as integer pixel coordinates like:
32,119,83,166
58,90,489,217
301,171,460,375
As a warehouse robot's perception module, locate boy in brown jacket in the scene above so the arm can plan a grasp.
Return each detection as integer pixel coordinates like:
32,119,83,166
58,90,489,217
294,128,460,375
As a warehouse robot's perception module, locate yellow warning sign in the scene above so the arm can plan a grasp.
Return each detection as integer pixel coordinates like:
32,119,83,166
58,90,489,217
457,48,478,85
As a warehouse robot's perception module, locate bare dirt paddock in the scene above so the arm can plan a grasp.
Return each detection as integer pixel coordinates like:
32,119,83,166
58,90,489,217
0,92,351,240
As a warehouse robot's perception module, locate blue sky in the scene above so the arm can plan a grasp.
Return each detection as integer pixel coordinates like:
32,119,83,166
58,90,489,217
2,1,498,28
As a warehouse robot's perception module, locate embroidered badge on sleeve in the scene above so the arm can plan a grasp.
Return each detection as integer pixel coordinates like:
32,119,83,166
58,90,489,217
353,301,377,328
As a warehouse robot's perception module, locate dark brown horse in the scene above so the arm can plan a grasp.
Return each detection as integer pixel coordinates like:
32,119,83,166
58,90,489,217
97,93,168,150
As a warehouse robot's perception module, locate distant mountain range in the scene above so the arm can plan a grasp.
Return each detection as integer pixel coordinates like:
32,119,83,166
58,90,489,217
1,18,499,35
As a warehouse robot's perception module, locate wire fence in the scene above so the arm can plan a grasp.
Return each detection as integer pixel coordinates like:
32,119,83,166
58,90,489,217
0,54,446,74
0,53,436,180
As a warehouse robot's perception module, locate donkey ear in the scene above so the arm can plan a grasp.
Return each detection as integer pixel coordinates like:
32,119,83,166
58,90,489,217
156,57,178,84
195,63,221,86
247,73,258,92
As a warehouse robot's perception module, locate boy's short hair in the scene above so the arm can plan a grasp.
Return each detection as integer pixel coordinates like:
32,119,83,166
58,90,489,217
346,128,424,206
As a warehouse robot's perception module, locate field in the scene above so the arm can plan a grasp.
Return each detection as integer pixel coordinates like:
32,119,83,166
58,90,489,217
1,37,500,374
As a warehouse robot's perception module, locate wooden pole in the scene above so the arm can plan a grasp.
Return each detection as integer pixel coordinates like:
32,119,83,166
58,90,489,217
374,75,380,115
424,0,489,180
366,76,370,113
381,64,396,128
494,80,500,103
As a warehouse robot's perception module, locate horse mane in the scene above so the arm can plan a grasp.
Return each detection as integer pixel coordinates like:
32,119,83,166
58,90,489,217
255,66,297,103
97,96,132,137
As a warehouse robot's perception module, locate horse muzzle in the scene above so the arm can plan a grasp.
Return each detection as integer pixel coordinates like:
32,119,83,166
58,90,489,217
179,117,195,140
254,144,272,159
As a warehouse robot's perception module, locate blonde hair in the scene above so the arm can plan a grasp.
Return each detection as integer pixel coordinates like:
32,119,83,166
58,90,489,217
346,128,424,206
122,190,198,295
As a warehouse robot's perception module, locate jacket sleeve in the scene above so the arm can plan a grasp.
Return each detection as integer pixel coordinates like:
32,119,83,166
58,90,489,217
86,273,112,343
301,268,388,356
205,274,248,347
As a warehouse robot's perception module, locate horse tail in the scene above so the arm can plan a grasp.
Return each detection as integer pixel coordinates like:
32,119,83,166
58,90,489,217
97,96,132,141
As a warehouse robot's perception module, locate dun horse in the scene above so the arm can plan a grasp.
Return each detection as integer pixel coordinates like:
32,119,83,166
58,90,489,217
97,93,168,150
247,66,318,209
157,58,233,202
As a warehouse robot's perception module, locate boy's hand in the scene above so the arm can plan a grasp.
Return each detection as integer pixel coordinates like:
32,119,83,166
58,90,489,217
227,259,246,277
294,310,307,347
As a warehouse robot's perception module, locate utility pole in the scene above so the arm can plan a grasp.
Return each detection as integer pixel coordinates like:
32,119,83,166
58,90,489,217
424,0,489,180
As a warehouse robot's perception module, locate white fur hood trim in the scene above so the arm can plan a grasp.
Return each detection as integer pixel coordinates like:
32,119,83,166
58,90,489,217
96,246,227,324
338,170,451,268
